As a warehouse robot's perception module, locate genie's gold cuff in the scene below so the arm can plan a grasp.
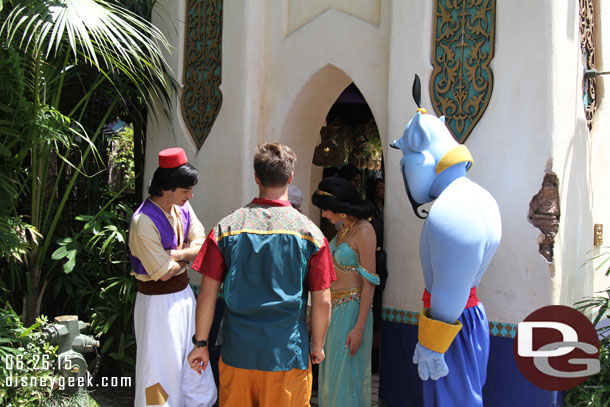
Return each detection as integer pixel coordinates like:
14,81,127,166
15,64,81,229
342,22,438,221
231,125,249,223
418,308,462,353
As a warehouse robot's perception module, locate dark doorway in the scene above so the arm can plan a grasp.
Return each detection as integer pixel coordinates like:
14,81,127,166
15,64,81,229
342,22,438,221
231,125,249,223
312,83,386,375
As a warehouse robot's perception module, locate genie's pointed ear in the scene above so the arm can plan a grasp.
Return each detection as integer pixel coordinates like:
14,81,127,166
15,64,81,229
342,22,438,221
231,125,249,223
440,116,446,124
406,113,431,152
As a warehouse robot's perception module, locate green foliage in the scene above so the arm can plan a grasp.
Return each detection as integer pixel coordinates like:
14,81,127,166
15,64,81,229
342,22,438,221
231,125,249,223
108,126,135,194
564,251,610,407
39,392,100,407
563,336,609,406
0,43,40,268
89,275,137,375
50,201,137,376
0,217,40,263
0,1,167,403
0,304,58,406
0,305,100,406
0,0,172,326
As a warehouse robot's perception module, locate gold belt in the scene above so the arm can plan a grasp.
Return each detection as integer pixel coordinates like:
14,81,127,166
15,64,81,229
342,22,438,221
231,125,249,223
330,288,361,309
333,261,360,275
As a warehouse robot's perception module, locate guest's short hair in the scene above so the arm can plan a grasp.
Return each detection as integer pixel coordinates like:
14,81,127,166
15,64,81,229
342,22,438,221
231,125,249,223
148,163,199,196
253,143,296,187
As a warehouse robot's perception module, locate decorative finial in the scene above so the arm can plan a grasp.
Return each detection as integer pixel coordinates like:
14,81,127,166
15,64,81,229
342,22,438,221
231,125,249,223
412,74,422,109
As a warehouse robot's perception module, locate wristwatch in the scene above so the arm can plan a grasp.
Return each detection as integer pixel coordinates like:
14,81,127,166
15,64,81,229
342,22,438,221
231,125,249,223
192,335,208,348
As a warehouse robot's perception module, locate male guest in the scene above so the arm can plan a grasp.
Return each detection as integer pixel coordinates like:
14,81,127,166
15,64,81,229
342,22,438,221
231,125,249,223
188,143,335,407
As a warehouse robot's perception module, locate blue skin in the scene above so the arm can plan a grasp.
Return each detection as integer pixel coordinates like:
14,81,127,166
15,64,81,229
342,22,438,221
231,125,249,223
392,113,502,381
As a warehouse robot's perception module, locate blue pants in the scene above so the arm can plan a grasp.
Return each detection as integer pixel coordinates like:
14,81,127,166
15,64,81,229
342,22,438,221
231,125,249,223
423,303,489,407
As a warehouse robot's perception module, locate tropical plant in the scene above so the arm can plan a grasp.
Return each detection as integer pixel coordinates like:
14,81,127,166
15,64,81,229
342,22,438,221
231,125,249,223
89,273,138,376
0,303,58,406
107,125,136,194
0,0,172,325
50,201,137,376
0,302,103,406
564,250,610,406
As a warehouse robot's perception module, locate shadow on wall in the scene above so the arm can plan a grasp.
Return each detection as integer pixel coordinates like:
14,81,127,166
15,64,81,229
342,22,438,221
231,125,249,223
279,63,352,221
558,118,594,307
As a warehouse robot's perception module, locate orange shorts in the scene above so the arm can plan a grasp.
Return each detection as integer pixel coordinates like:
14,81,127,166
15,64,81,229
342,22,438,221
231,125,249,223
218,357,312,407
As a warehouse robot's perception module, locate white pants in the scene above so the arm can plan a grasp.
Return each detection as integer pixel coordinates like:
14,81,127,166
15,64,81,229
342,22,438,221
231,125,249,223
134,286,217,407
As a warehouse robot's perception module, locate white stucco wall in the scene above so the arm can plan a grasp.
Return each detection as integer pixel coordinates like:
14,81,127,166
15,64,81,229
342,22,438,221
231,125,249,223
149,0,267,228
149,0,608,324
262,0,390,220
149,0,389,223
551,1,595,312
589,0,610,307
383,0,430,321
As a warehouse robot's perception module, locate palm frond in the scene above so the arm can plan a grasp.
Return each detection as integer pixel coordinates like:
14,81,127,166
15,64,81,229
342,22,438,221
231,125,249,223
1,0,172,110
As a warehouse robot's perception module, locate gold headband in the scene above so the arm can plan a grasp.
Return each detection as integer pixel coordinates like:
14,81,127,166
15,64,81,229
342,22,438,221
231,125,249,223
436,145,474,174
316,190,335,197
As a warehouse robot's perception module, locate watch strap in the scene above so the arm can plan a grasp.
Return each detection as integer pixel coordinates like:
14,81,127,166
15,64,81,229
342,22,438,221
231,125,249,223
192,334,208,348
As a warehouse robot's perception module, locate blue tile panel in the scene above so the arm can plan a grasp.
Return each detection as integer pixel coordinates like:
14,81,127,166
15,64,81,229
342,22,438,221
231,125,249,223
381,306,517,338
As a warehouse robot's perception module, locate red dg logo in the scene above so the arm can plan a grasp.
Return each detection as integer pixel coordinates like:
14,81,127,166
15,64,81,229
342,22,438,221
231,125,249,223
513,305,600,391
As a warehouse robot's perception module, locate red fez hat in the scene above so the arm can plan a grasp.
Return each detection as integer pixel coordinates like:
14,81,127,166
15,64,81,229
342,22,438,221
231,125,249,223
158,147,187,168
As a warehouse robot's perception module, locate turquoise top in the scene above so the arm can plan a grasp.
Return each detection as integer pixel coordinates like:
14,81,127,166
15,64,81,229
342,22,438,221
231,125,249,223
330,238,380,286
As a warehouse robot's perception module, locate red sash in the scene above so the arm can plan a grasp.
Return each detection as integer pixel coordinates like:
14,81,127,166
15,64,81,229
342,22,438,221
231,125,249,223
422,286,480,309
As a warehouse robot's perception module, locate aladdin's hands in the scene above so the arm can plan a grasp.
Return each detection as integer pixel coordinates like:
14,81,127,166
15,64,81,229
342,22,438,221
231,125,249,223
167,249,184,262
345,326,364,356
412,342,449,380
187,347,210,375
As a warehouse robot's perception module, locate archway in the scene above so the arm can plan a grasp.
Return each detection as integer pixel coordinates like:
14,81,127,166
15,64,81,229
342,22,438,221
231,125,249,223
280,65,384,224
280,64,352,219
281,66,386,386
312,82,385,376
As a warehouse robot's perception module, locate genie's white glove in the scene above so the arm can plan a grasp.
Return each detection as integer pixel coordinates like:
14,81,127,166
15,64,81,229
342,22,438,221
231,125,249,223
412,342,449,380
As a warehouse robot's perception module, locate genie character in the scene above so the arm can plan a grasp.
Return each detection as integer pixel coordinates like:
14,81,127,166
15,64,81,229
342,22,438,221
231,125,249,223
390,76,501,406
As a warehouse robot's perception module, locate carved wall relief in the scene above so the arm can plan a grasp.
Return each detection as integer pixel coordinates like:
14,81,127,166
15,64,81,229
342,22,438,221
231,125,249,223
181,0,223,149
528,172,560,263
580,0,596,130
430,0,496,143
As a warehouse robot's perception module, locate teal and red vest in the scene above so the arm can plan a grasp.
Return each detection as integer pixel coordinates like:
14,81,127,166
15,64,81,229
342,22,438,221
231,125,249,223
194,198,335,371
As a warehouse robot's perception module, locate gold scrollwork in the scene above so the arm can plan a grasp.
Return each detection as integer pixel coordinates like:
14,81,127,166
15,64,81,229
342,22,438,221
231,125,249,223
430,0,496,143
181,0,223,149
580,0,596,130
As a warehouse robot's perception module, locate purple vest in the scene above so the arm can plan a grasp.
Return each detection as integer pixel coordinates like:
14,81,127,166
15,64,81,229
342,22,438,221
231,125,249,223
130,199,191,275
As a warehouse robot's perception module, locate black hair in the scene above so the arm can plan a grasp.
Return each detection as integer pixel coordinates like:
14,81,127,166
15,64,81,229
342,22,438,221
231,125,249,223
322,166,340,178
366,177,385,203
338,164,362,181
312,176,375,219
148,163,199,196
